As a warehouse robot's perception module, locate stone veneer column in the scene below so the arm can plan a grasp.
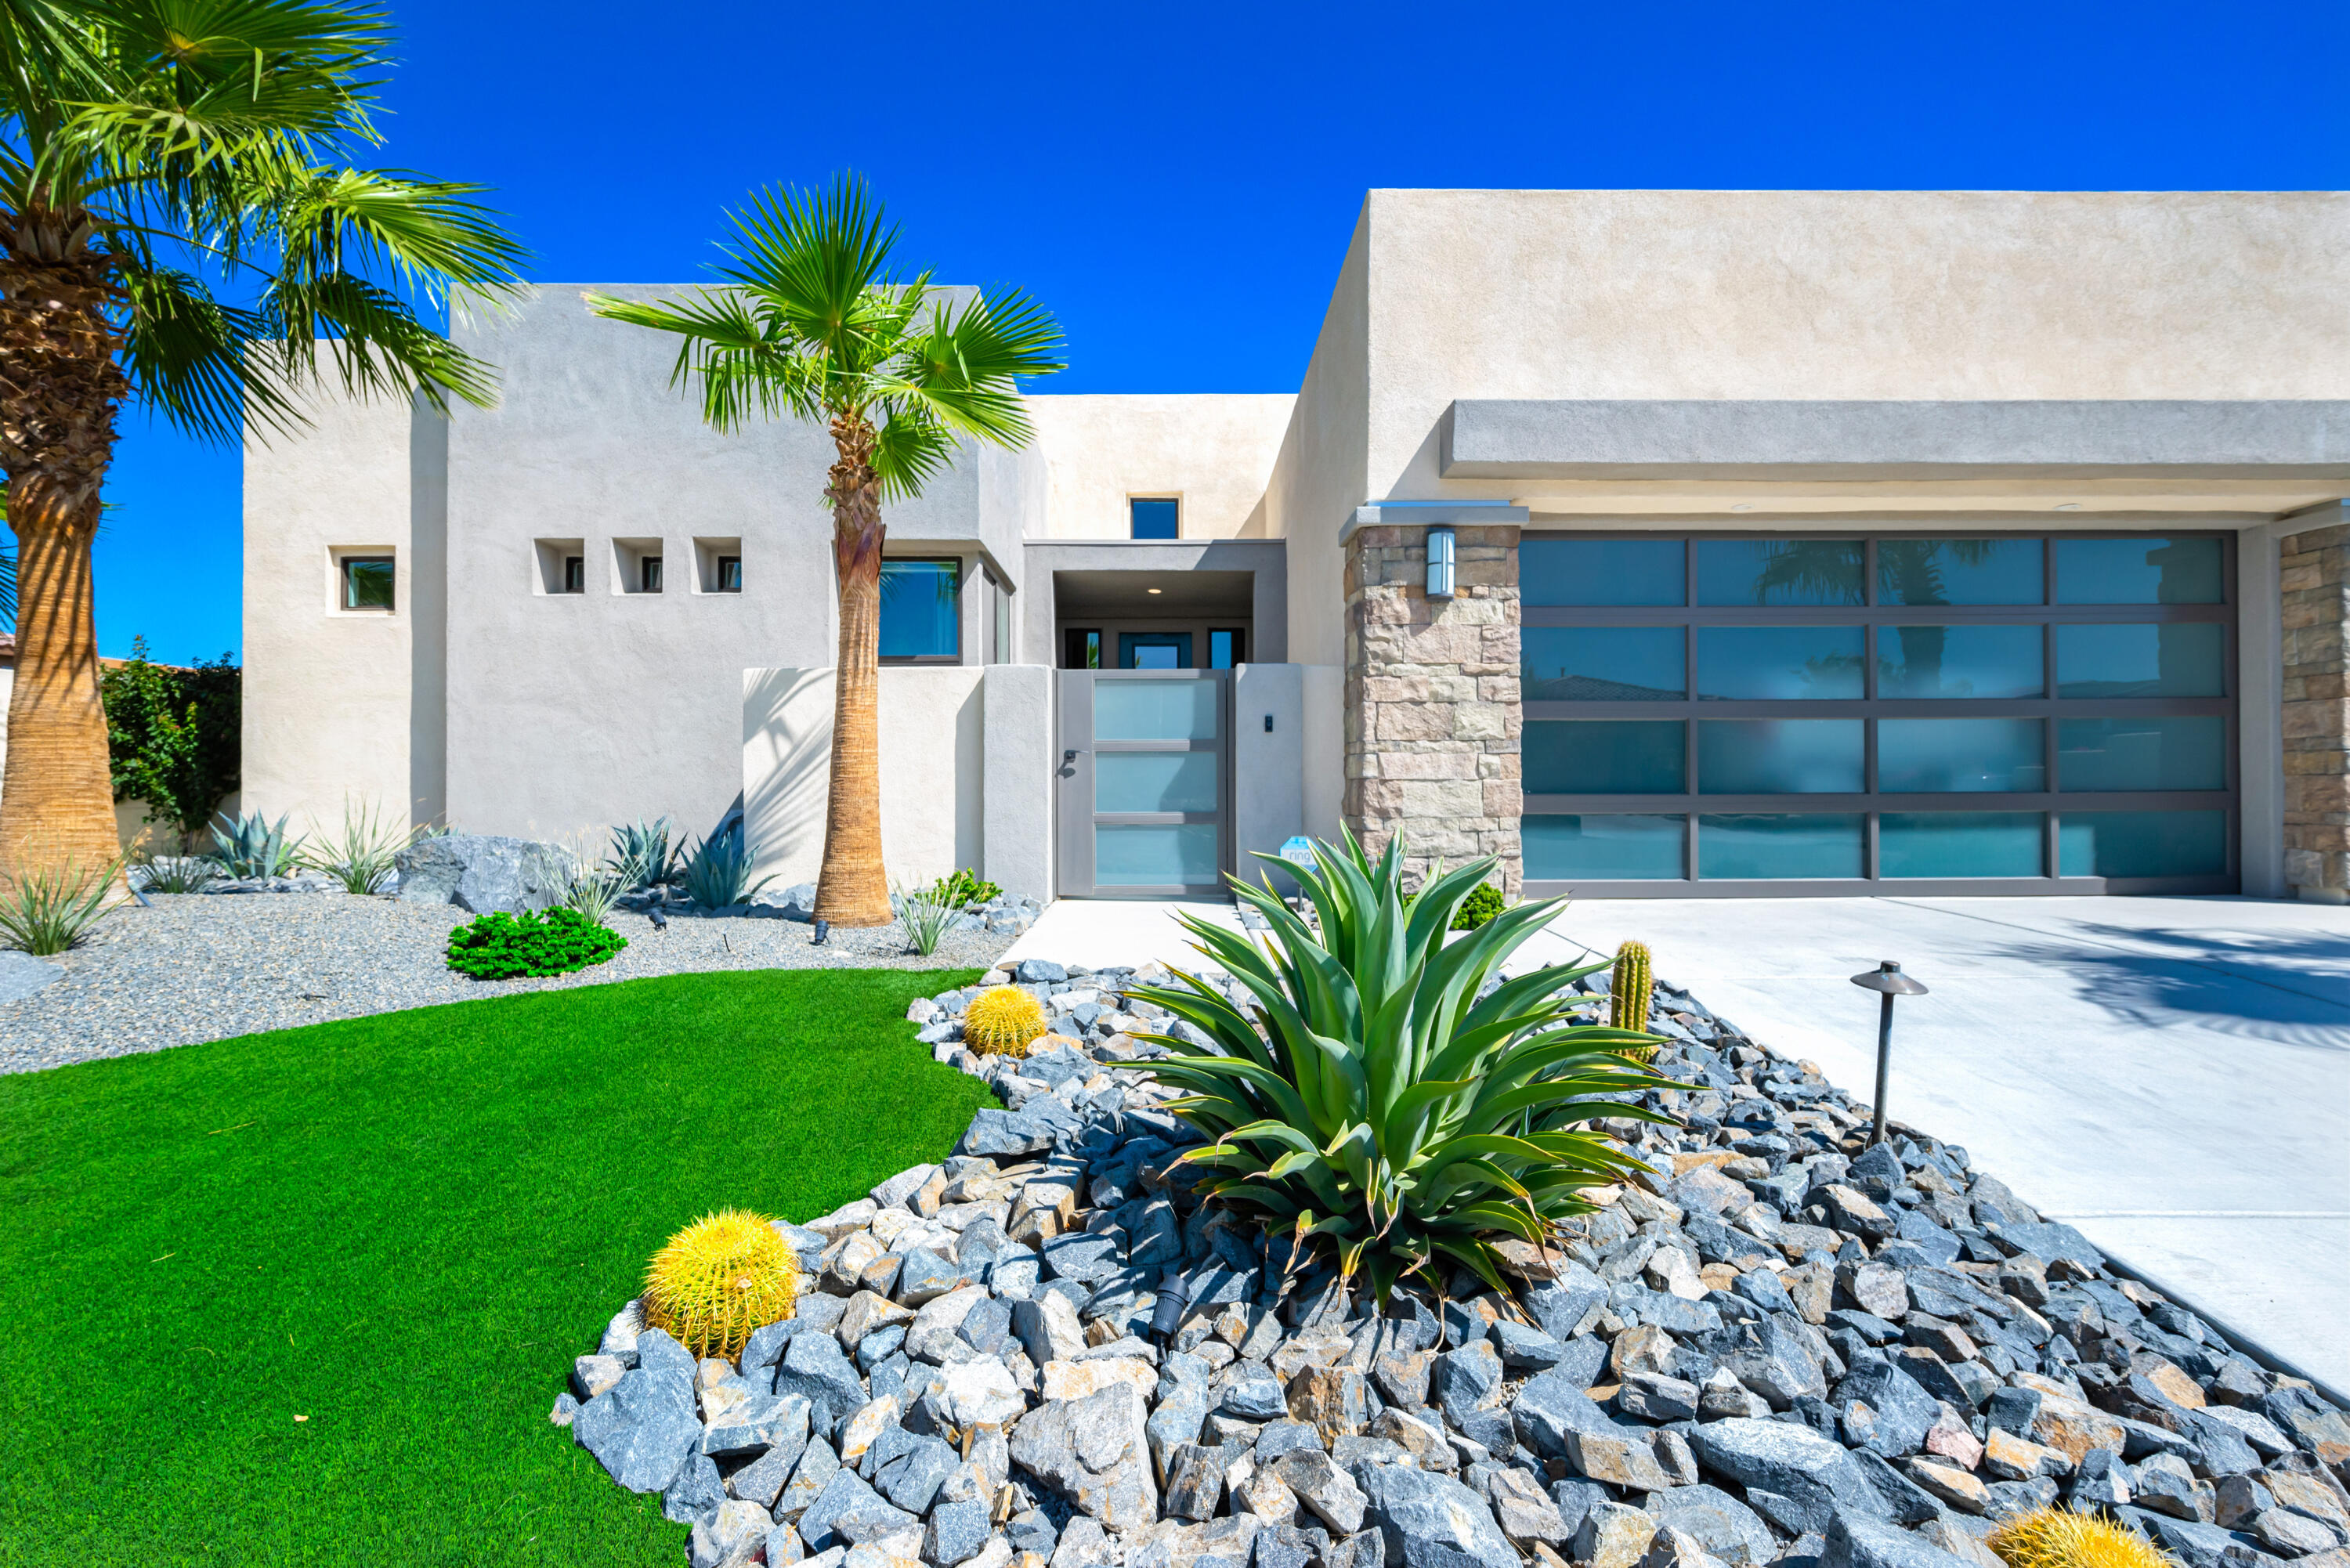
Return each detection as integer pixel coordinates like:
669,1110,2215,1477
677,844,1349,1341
1342,518,1521,893
2282,511,2350,902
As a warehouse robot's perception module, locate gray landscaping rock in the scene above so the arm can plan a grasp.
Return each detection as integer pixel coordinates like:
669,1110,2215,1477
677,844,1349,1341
392,833,572,912
797,1467,916,1551
924,1497,991,1566
664,1451,728,1524
1834,1360,1941,1458
773,1331,869,1441
1646,1485,1777,1566
1008,1381,1158,1530
1360,1463,1516,1568
0,950,63,1003
1687,1418,1890,1536
573,1362,703,1494
1821,1516,1980,1568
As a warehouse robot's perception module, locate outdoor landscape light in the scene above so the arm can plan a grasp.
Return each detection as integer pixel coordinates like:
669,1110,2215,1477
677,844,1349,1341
1425,526,1455,598
812,919,830,946
1850,959,1929,1147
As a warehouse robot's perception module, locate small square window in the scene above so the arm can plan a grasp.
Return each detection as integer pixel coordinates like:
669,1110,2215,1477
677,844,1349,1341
693,537,744,594
1130,498,1179,540
1209,628,1246,670
612,537,663,594
534,537,586,594
880,558,962,660
341,555,394,611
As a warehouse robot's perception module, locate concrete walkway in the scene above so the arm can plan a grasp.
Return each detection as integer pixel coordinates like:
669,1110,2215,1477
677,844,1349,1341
1010,891,2350,1393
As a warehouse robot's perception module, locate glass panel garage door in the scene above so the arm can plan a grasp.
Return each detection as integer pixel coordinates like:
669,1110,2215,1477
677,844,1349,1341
1519,533,2236,896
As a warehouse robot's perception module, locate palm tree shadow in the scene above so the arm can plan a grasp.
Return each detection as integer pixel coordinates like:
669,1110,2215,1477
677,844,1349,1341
1980,922,2350,1049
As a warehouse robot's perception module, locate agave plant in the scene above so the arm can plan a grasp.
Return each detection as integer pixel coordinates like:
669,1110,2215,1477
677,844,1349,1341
892,879,960,956
210,811,302,880
1130,833,1673,1302
302,798,414,894
606,817,679,891
678,824,774,909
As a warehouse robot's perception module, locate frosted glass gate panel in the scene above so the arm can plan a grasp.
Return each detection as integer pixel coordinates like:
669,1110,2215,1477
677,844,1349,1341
1057,671,1231,898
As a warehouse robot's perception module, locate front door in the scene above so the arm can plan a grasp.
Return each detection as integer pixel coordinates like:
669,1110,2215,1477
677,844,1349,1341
1056,670,1231,898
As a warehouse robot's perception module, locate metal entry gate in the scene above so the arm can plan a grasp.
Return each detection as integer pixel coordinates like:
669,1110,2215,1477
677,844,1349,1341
1056,670,1231,898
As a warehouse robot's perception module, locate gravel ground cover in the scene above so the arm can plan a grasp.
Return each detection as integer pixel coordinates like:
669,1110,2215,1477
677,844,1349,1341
0,966,992,1566
0,892,1018,1075
559,956,2350,1568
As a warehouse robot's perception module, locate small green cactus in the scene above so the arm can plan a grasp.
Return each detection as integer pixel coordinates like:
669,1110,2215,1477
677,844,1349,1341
1608,940,1658,1063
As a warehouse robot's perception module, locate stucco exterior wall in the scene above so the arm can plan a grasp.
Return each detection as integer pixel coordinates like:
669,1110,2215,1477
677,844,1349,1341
743,666,985,890
1264,208,1372,667
241,381,433,833
1025,394,1295,540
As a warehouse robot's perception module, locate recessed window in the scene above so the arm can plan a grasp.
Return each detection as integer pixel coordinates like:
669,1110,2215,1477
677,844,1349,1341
880,558,961,661
340,555,394,612
1130,498,1180,540
693,536,743,594
612,537,663,595
534,538,587,594
718,557,741,591
1208,629,1246,670
1064,629,1104,670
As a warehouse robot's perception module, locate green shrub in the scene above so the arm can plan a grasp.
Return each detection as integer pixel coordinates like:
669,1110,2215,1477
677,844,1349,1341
1450,881,1507,930
932,868,1001,909
445,907,626,980
1132,831,1672,1301
100,638,240,849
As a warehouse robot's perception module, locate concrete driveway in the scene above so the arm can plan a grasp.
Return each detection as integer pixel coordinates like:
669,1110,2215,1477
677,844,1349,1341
1516,895,2350,1396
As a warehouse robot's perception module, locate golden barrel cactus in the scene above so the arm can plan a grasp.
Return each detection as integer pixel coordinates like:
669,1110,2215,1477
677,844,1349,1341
642,1210,799,1360
1989,1509,2175,1568
964,985,1047,1057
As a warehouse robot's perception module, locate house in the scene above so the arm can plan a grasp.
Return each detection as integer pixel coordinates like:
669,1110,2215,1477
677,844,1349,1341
242,189,2350,902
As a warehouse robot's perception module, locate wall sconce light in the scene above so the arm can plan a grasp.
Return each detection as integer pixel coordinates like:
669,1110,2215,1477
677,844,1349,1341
1425,526,1455,599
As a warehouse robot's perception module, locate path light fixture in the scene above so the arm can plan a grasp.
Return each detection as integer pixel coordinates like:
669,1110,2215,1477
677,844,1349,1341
812,919,829,946
1849,959,1929,1148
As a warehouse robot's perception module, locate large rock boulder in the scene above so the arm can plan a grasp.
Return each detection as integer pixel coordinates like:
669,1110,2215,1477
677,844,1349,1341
393,833,573,913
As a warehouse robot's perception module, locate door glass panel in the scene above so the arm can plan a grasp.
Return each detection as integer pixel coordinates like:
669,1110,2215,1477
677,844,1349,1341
2054,623,2225,697
1696,540,1864,605
1524,815,1686,880
1879,812,2044,877
1698,814,1864,878
1695,627,1864,700
1094,824,1220,886
2058,811,2229,878
1877,624,2044,698
1119,632,1192,669
1697,719,1864,793
1095,752,1217,814
1095,679,1217,740
1877,718,2046,793
1876,538,2044,605
1521,539,1684,606
1523,627,1684,700
1524,721,1685,794
2056,717,2227,792
2055,537,2225,604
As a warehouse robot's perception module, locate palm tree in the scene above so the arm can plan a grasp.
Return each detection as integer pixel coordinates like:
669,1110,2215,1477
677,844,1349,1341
0,0,523,874
586,178,1065,926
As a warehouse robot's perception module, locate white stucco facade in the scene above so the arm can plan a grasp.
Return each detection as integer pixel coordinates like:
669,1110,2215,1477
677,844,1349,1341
242,188,2350,902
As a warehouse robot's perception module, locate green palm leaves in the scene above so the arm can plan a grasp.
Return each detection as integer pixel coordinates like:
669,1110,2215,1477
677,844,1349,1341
1131,833,1676,1304
583,175,1066,503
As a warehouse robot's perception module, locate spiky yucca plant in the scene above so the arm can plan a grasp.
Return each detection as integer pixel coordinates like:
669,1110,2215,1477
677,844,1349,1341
642,1210,800,1360
1133,832,1673,1301
1607,940,1659,1063
1989,1509,2175,1568
964,985,1047,1057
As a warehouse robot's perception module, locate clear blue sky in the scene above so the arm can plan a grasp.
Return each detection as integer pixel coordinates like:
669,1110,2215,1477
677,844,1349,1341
92,0,2346,663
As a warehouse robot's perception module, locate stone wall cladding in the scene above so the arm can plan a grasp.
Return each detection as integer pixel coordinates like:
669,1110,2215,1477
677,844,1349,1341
2282,517,2350,899
1342,523,1521,893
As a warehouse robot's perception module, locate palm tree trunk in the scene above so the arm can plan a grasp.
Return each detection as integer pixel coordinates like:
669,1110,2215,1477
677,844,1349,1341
0,240,125,879
814,417,893,926
1,484,114,875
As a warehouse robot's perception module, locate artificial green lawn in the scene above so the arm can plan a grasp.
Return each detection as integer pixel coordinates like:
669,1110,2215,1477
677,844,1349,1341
0,967,990,1566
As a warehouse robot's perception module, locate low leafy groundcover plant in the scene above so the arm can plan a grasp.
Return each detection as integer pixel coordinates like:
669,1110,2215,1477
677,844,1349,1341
446,906,626,980
1449,880,1506,930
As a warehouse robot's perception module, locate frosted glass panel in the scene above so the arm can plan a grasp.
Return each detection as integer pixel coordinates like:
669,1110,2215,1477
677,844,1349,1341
1094,679,1217,740
2055,537,2224,604
1696,540,1864,605
1096,752,1218,813
1879,813,2044,877
1877,539,2044,605
2058,811,2228,878
2057,717,2226,792
1524,721,1686,794
1524,815,1686,880
1877,624,2044,699
1698,815,1864,878
1095,824,1220,886
1878,718,2045,793
1696,627,1864,699
1522,539,1684,606
2054,623,2225,698
1697,720,1864,793
1522,627,1684,700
